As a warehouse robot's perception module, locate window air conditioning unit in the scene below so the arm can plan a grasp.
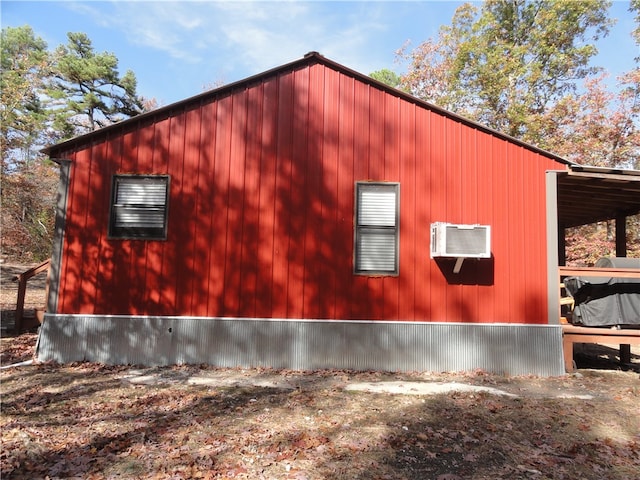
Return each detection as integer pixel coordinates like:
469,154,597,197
430,222,491,259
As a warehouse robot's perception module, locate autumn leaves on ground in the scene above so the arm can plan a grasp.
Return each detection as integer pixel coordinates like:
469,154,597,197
1,334,639,480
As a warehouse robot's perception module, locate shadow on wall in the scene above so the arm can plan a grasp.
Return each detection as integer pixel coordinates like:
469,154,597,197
434,256,494,286
59,65,407,322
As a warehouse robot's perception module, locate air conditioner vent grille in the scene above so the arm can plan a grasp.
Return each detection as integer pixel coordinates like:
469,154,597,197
430,223,491,258
445,226,488,256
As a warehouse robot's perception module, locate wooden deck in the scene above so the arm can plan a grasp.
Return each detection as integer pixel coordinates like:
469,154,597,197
562,325,640,372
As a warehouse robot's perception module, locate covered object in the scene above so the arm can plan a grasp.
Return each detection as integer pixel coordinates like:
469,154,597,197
565,257,640,328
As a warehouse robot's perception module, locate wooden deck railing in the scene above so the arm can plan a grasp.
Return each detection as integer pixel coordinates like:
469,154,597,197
14,259,51,333
558,266,640,279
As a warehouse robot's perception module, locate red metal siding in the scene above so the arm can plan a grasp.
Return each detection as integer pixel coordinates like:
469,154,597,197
273,72,294,319
302,65,325,319
55,61,563,324
414,105,431,321
476,131,496,323
398,99,416,321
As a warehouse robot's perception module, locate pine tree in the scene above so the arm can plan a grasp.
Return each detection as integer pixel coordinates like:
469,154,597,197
50,32,143,134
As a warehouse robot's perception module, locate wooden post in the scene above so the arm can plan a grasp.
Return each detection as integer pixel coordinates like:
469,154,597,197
563,335,575,373
15,276,27,333
615,213,630,363
615,213,627,257
558,225,566,266
620,344,632,365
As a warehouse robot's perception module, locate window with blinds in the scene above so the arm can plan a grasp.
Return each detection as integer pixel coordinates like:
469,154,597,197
354,182,399,275
108,175,170,239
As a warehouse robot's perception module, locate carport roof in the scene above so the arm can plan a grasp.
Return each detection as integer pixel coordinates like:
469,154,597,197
556,165,640,228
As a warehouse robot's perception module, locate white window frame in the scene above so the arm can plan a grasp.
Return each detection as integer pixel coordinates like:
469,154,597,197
354,182,400,275
108,175,170,240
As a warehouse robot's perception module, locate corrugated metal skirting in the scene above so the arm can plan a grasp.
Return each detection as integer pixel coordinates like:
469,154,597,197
36,315,565,376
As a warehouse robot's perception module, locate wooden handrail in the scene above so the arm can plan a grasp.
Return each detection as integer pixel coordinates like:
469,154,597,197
562,324,640,336
558,266,640,279
14,259,51,333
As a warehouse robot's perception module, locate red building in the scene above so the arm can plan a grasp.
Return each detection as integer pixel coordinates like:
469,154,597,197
37,53,640,374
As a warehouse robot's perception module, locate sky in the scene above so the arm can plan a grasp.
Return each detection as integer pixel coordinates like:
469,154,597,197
2,1,638,108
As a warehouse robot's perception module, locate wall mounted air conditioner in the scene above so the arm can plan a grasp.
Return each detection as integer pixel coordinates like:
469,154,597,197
430,222,491,273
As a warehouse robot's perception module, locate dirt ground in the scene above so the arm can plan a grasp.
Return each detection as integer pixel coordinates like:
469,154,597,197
2,263,640,479
1,333,640,480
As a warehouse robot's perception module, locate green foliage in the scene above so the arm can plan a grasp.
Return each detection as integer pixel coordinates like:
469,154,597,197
0,26,50,173
399,0,612,140
529,1,639,170
51,32,143,134
370,69,403,89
